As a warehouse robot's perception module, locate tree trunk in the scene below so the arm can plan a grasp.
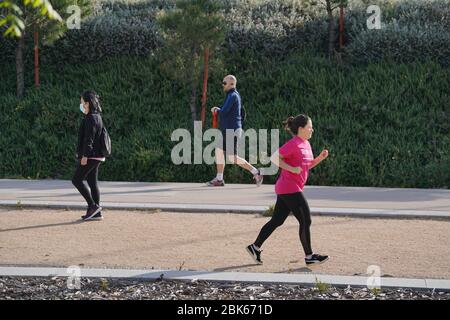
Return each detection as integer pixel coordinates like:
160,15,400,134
190,84,198,123
200,47,209,128
16,34,25,98
326,0,335,60
34,25,40,87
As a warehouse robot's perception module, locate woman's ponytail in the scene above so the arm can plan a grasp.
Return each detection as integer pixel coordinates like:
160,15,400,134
283,114,310,135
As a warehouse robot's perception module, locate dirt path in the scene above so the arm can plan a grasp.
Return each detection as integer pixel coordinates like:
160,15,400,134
1,208,449,279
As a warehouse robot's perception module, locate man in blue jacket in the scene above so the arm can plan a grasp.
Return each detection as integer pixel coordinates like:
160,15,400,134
208,75,263,187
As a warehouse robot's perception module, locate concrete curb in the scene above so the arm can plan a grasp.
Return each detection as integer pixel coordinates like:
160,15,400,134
1,200,449,219
1,267,449,291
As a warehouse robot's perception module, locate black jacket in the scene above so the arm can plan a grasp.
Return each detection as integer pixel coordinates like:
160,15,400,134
76,112,104,159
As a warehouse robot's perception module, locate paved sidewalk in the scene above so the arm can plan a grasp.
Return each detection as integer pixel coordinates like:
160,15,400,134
1,267,449,291
1,180,449,291
0,179,449,218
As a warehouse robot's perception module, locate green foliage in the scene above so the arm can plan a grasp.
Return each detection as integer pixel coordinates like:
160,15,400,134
262,204,275,217
371,287,382,296
156,0,226,120
157,0,225,79
35,0,92,46
315,278,330,293
345,0,450,66
0,0,448,188
43,0,173,63
0,52,448,188
0,0,62,38
3,0,448,66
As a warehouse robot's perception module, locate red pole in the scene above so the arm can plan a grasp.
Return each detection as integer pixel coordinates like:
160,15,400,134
212,111,218,129
339,3,344,50
34,25,40,87
201,47,209,128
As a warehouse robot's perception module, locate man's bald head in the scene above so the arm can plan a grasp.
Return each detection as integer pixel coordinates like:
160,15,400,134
222,75,237,92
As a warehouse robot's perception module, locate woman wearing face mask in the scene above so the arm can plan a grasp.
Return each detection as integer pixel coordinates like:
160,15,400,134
72,91,106,221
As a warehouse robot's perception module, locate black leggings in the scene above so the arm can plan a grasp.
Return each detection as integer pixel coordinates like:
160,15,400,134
254,192,313,256
71,159,101,208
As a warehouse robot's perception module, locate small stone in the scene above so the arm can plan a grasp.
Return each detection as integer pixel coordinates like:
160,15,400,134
260,290,271,297
247,286,264,291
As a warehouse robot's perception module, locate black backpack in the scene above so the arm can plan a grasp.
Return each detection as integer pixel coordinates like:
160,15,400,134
100,126,112,157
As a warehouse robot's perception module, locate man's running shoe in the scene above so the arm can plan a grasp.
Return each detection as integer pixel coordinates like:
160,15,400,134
206,178,225,187
253,169,263,187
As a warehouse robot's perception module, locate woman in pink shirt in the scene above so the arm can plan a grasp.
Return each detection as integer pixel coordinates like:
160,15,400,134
246,114,329,265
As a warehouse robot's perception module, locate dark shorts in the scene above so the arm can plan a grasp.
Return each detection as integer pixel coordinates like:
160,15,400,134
220,129,242,156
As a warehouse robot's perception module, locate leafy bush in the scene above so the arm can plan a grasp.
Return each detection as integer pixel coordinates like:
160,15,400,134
0,53,448,188
2,0,449,65
345,0,450,66
42,0,173,64
1,0,448,188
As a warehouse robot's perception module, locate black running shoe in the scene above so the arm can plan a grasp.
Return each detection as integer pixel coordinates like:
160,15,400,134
246,244,263,265
305,253,329,265
81,211,103,221
82,204,102,221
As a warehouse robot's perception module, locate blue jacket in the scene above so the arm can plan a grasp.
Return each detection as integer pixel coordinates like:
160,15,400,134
219,88,242,130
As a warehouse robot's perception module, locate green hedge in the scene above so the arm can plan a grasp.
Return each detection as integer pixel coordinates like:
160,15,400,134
2,0,448,65
0,52,449,188
345,0,450,66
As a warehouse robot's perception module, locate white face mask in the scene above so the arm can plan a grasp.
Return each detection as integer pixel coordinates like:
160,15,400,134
80,103,86,114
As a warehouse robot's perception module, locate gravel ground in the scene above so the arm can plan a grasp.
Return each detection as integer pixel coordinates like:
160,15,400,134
1,276,449,300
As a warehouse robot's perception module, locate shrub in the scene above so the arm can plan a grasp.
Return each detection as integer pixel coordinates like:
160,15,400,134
0,53,448,188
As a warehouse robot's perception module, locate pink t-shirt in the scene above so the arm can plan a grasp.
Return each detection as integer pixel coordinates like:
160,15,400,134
275,136,314,195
